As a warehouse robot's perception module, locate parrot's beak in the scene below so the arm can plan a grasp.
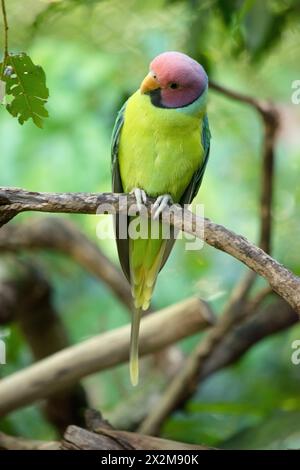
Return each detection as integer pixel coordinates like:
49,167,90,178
140,73,160,94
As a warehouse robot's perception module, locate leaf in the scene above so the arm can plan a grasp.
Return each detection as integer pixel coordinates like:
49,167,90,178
0,53,49,128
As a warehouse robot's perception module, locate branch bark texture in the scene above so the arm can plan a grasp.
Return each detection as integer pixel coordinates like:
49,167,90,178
0,187,298,313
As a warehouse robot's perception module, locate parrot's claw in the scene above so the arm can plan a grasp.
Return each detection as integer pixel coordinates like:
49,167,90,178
152,194,173,220
130,188,147,212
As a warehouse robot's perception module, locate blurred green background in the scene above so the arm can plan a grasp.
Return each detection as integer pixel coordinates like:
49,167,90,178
1,0,300,449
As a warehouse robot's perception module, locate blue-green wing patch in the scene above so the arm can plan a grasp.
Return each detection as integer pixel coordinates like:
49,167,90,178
160,114,211,269
180,113,211,205
111,102,126,192
111,102,131,281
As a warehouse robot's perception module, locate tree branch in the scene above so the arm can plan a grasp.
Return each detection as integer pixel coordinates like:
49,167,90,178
139,296,298,435
0,296,214,416
0,217,132,310
0,260,89,433
0,408,212,450
200,297,297,378
0,432,59,450
210,80,280,253
210,80,279,120
62,424,211,450
0,187,299,313
1,0,8,60
259,103,278,253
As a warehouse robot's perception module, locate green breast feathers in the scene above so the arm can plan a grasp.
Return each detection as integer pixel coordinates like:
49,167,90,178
117,90,208,202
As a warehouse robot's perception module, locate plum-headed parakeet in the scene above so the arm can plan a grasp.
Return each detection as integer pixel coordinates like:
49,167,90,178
111,51,210,385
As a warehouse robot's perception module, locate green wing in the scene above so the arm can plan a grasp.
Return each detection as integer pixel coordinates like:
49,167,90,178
160,113,211,269
111,102,131,281
111,102,126,193
180,113,211,205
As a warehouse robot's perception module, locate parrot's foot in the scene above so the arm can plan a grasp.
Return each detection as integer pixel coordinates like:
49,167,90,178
130,188,147,212
152,194,173,220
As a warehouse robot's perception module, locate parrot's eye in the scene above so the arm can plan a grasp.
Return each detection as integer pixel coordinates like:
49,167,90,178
169,82,179,89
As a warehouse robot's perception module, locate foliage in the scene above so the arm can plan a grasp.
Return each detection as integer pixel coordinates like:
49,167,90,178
1,0,49,128
1,53,49,128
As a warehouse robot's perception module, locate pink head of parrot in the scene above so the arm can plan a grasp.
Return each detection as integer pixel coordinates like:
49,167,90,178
140,51,208,108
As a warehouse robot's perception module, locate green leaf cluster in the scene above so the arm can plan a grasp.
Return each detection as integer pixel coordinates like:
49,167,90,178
0,53,49,128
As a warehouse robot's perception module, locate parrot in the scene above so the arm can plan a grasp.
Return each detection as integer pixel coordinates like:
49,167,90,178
111,51,211,385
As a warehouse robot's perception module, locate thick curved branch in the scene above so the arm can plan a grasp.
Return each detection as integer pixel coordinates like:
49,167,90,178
0,424,210,451
139,296,298,435
0,187,298,313
0,296,214,416
62,425,210,451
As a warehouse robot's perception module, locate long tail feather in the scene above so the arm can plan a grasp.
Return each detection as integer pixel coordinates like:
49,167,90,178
129,307,141,386
128,219,168,385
